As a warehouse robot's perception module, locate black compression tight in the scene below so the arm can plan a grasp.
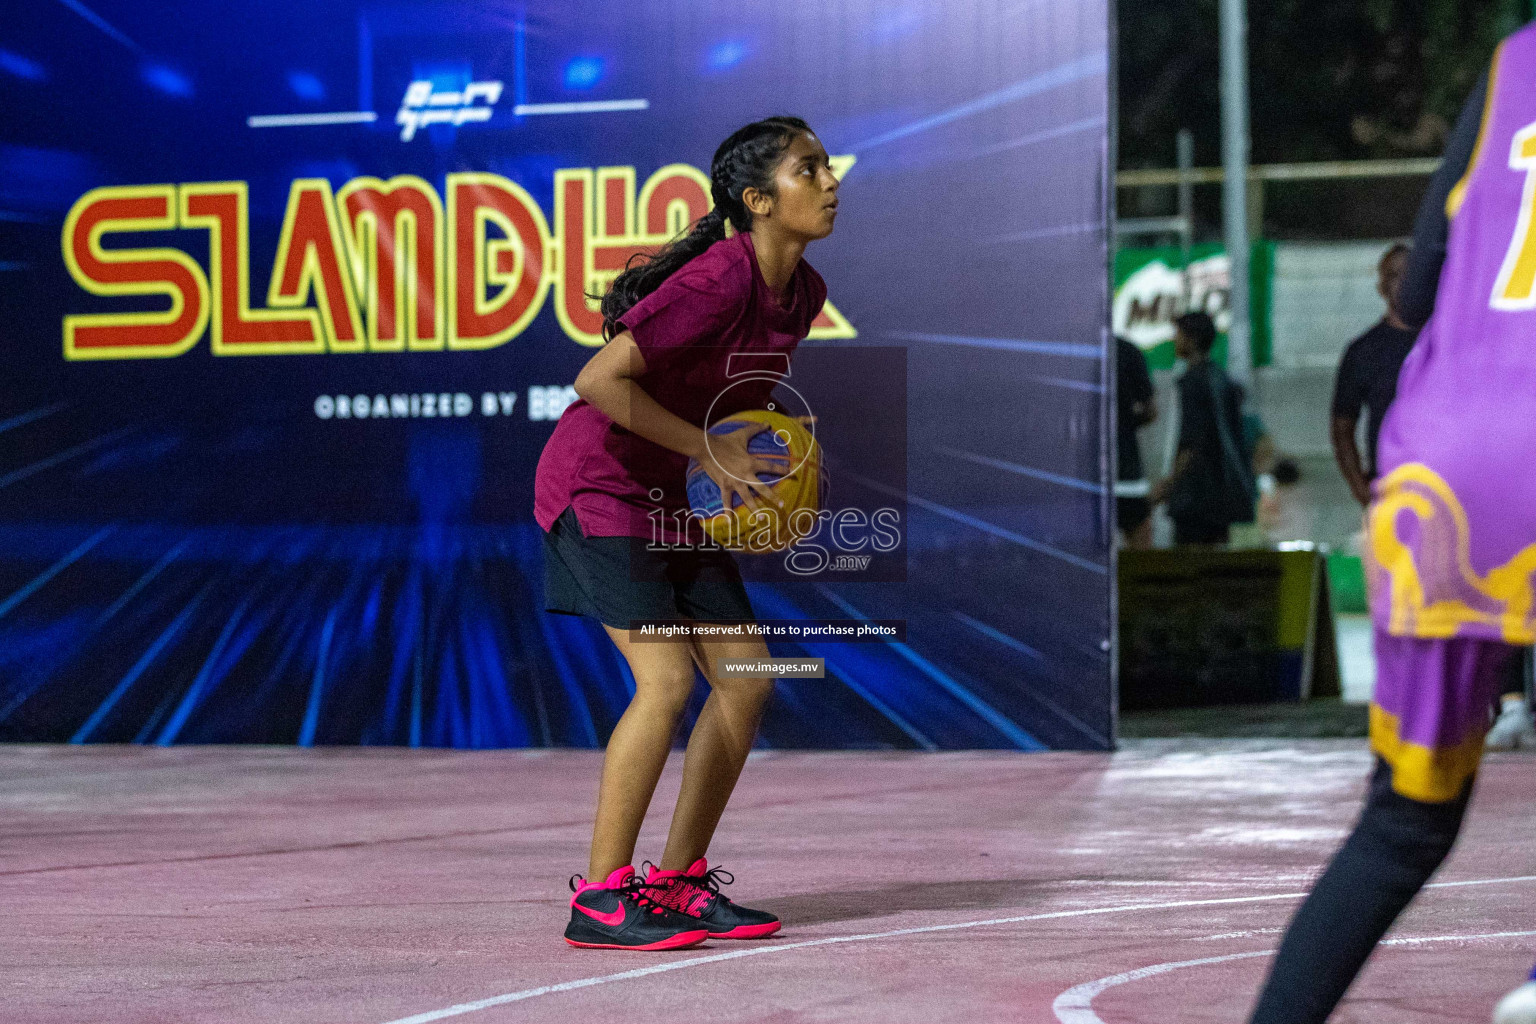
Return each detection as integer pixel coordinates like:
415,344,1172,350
1248,757,1473,1024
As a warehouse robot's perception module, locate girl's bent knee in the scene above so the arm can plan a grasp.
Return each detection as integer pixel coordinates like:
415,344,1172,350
630,675,697,718
710,675,776,703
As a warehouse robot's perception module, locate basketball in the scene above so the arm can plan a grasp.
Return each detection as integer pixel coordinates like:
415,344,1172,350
685,409,827,552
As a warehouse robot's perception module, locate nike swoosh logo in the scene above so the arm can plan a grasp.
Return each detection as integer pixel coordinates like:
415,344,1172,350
573,901,627,927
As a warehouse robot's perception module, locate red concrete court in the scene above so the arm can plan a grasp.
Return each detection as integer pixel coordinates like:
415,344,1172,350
2,741,1533,1024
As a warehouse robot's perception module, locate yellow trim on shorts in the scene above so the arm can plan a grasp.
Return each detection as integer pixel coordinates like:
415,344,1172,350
1369,703,1484,803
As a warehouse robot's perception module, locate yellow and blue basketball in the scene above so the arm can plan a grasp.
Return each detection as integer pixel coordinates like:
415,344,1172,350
685,409,827,552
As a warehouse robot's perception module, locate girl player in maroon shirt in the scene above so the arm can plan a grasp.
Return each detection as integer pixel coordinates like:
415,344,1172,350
533,117,837,950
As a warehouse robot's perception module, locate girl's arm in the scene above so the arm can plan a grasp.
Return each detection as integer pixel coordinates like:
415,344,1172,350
575,331,707,460
573,332,782,511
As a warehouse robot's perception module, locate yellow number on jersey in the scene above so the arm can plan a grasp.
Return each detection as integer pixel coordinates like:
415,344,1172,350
1492,122,1536,309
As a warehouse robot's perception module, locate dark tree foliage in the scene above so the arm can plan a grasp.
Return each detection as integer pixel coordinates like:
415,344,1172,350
1119,0,1530,169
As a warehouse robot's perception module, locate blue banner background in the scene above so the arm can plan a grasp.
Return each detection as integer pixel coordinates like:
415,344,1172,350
0,0,1113,749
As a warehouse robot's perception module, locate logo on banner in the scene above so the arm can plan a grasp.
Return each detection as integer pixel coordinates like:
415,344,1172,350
59,160,858,361
1113,254,1232,351
396,80,504,141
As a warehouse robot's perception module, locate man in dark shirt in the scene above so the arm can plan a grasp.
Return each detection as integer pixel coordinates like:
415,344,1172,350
1329,243,1417,506
1153,311,1255,545
1115,336,1157,547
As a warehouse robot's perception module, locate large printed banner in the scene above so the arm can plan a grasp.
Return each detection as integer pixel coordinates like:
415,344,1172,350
0,1,1113,750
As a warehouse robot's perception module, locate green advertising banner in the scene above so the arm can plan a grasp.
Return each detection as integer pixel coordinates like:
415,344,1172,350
1113,242,1274,370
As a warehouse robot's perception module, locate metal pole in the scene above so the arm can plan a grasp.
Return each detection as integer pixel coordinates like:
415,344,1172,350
1177,128,1194,303
1219,0,1253,386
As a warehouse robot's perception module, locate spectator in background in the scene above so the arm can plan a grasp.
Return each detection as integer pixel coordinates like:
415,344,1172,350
1329,243,1416,506
1115,336,1157,548
1152,311,1256,545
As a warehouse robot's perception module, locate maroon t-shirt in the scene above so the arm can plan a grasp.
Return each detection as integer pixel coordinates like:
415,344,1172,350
533,231,827,543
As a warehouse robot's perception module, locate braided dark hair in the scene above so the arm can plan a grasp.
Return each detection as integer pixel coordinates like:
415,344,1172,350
600,116,812,340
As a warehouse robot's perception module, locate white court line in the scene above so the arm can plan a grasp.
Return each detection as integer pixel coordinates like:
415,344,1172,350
377,874,1536,1024
512,99,649,116
1052,929,1536,1024
1192,928,1282,942
247,111,378,128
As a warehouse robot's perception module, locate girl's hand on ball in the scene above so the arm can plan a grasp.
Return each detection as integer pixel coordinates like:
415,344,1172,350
707,425,783,513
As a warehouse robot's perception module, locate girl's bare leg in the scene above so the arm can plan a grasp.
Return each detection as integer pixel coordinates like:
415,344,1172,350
659,636,776,871
587,626,699,880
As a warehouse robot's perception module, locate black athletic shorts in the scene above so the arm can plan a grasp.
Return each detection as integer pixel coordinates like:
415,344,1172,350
542,506,755,631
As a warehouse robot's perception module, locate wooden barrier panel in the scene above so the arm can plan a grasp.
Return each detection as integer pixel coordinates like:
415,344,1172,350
1119,548,1339,709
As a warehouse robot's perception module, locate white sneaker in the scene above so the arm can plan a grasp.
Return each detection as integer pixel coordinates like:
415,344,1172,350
1494,981,1536,1024
1485,698,1536,752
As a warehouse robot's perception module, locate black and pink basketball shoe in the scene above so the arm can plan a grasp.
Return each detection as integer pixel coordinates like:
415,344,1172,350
564,866,710,950
642,858,782,939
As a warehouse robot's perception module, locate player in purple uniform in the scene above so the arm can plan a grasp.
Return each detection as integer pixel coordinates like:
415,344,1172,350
1247,26,1536,1024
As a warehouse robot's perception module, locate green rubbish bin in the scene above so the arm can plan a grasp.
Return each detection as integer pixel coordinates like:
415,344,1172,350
1327,553,1368,615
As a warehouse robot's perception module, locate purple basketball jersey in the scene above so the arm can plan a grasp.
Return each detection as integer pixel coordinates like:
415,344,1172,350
1369,25,1536,646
